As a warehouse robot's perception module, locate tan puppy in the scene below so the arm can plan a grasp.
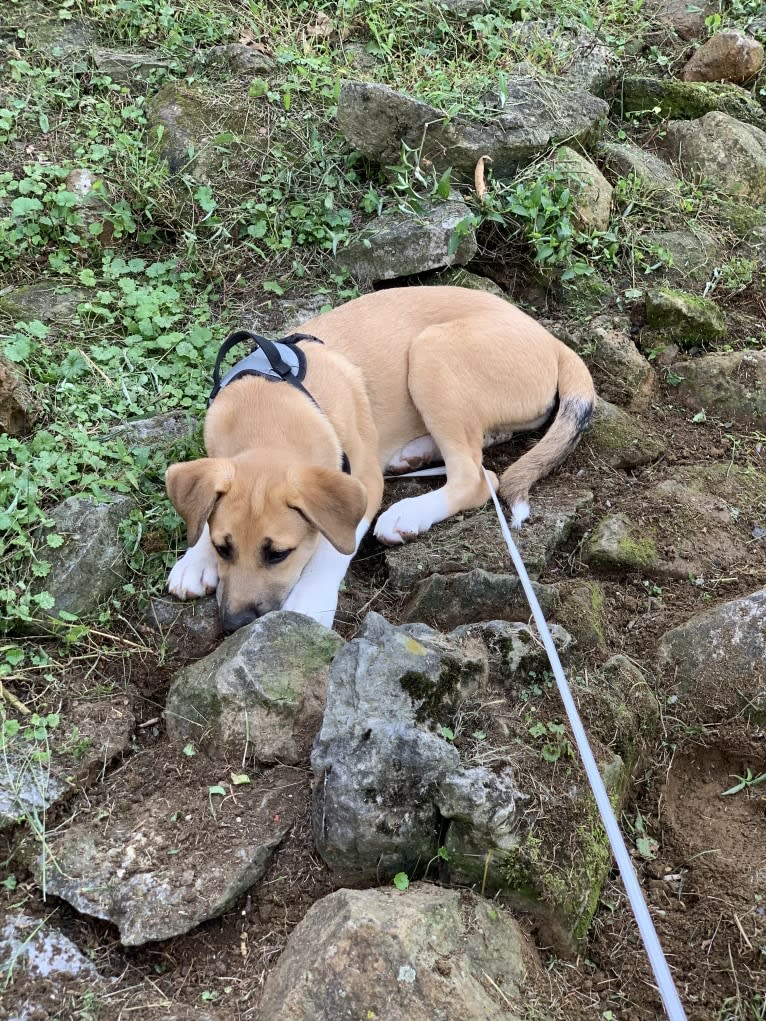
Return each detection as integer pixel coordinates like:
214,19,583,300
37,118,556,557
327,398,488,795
166,286,594,632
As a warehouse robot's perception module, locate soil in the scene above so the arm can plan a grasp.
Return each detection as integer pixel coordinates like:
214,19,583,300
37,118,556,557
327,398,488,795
2,319,765,1020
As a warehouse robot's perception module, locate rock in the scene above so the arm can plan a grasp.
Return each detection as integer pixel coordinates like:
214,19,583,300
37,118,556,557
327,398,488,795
92,47,176,85
645,287,726,345
587,319,656,405
31,495,135,623
449,619,572,682
554,580,608,652
664,112,766,205
600,139,681,209
165,611,344,764
335,194,477,282
681,30,764,84
402,570,559,630
552,146,613,231
658,587,766,721
146,596,222,661
311,613,482,878
26,16,95,61
35,761,301,946
581,656,659,774
670,349,766,422
585,398,664,468
0,353,37,436
424,266,507,298
585,512,658,571
386,479,593,602
649,0,718,40
1,697,134,831
509,21,618,94
65,167,111,231
196,43,275,75
439,0,490,13
0,913,99,981
640,228,724,287
107,410,197,450
620,75,766,128
2,280,92,323
336,78,608,178
258,885,542,1021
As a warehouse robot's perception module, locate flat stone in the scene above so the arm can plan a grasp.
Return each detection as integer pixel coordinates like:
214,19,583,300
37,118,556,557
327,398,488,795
0,914,99,981
620,75,766,129
585,512,659,571
402,570,559,630
2,281,92,323
195,43,275,75
165,611,343,764
107,410,197,450
93,47,176,85
35,760,301,946
335,195,477,282
258,885,542,1021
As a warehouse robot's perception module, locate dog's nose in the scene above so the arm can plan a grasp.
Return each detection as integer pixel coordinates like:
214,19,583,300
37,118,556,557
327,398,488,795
221,604,261,634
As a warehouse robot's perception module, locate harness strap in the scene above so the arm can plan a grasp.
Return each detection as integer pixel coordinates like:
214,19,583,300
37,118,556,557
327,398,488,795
208,329,352,476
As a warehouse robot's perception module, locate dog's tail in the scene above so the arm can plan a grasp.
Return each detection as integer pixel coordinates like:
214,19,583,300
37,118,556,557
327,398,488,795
498,341,595,527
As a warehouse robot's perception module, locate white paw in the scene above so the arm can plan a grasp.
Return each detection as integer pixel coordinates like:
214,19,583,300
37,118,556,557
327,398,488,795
374,491,447,545
167,543,219,600
511,500,530,529
282,581,338,629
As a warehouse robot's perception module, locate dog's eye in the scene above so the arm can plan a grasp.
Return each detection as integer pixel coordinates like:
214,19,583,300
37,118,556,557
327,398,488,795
263,545,293,566
214,540,234,561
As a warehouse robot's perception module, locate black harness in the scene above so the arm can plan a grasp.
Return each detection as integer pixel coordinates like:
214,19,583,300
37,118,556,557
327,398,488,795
208,329,351,475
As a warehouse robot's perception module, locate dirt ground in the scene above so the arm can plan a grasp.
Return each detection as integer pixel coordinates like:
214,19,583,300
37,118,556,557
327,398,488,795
1,304,765,1021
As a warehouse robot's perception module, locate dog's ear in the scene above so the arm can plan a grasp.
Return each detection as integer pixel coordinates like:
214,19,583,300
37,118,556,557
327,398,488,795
288,467,367,554
166,459,235,545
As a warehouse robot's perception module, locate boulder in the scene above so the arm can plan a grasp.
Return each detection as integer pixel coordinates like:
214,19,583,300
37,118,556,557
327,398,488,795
31,495,135,623
664,112,766,205
165,611,344,764
258,885,542,1021
336,79,608,178
600,139,681,210
586,319,656,405
681,30,764,84
335,194,477,282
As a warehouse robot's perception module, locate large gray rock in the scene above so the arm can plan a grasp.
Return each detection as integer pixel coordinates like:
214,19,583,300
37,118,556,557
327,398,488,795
166,612,344,764
336,79,608,178
0,913,99,981
36,762,301,946
665,112,766,205
311,614,482,879
508,22,617,94
670,349,766,422
335,195,477,282
32,495,135,622
645,287,726,345
658,587,766,721
620,75,766,128
258,885,542,1021
2,280,92,323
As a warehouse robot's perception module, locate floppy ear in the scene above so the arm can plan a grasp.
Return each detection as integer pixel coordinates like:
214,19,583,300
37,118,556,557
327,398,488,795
288,467,368,554
166,458,235,546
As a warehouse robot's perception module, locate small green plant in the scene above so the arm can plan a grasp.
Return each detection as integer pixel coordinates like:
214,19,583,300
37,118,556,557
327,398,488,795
393,871,410,891
528,720,574,763
721,769,766,797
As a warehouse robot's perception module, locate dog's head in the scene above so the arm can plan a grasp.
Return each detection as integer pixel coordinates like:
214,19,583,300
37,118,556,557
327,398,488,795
166,454,367,633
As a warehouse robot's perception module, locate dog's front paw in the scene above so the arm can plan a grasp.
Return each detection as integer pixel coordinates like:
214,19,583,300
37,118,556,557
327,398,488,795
282,582,337,629
374,492,446,545
167,547,219,600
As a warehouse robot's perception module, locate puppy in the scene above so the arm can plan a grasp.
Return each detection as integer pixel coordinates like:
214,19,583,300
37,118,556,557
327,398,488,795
166,286,594,632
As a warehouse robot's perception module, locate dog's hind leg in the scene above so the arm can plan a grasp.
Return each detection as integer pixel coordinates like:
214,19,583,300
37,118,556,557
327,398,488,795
374,328,496,545
386,434,441,474
167,522,219,600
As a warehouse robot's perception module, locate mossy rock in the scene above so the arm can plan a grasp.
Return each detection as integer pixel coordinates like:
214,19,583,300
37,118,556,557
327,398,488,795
619,75,766,129
555,580,608,652
645,287,726,346
585,512,659,571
